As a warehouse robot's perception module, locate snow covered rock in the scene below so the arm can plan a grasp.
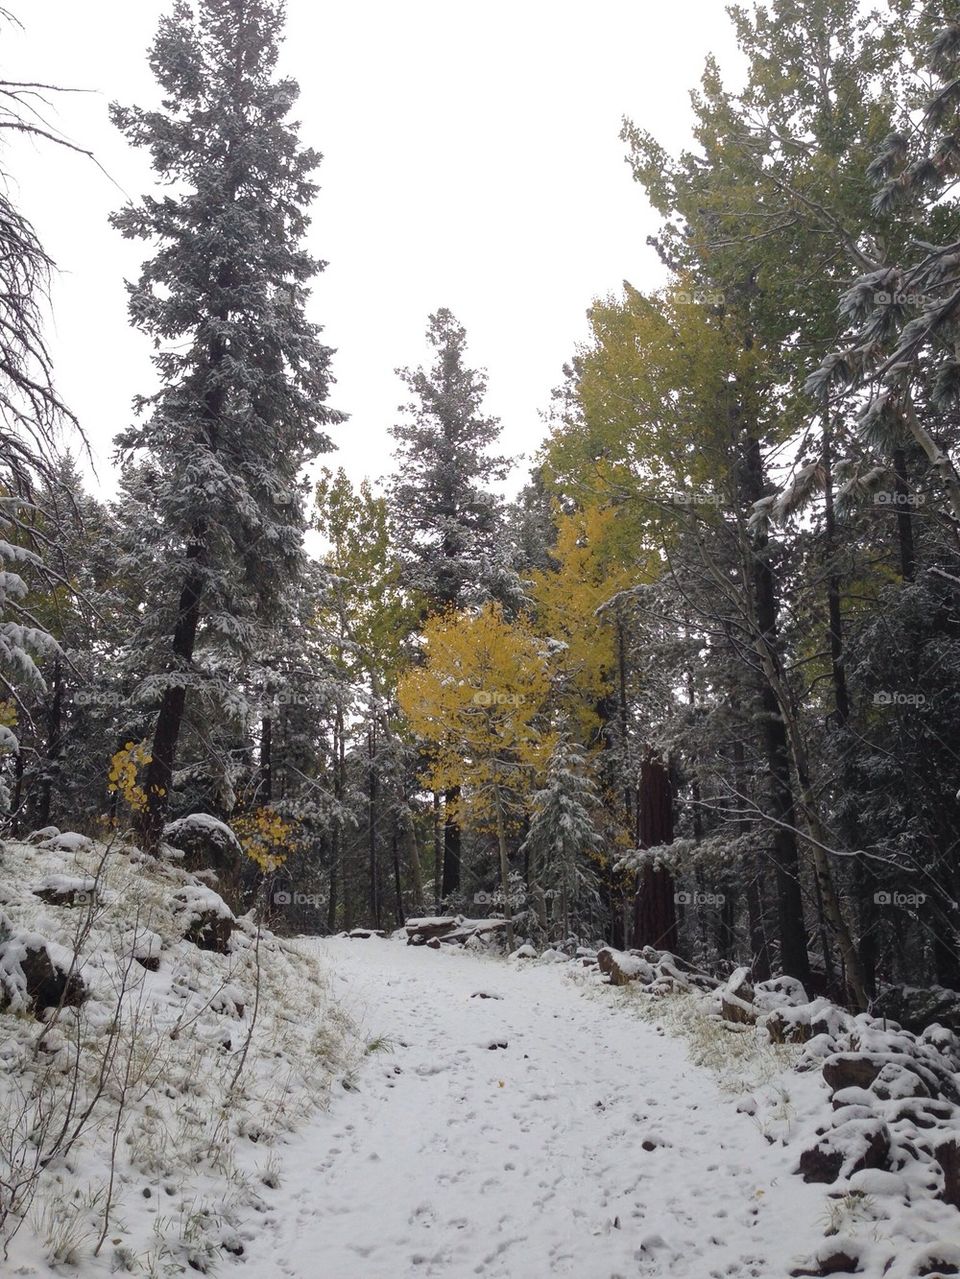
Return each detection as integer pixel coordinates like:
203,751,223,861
33,873,98,907
405,916,457,945
798,1116,891,1183
163,813,245,908
171,884,235,953
872,983,960,1035
936,1136,960,1208
0,926,86,1016
39,831,93,852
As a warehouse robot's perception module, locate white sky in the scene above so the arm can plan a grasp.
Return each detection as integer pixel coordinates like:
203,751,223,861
6,0,744,498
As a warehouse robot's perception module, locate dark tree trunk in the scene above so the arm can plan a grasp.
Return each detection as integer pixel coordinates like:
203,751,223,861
822,422,850,726
433,791,442,910
442,787,461,897
741,436,810,983
633,755,679,951
735,737,772,979
137,555,205,850
392,819,404,927
893,448,916,581
326,711,344,933
36,657,63,827
368,723,380,929
260,713,272,804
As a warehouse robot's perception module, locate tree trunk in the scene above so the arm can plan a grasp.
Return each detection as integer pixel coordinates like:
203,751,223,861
494,790,515,953
740,435,811,983
36,657,63,827
137,555,205,851
442,787,461,897
368,723,380,929
633,755,679,951
892,447,916,581
392,820,404,927
260,712,272,804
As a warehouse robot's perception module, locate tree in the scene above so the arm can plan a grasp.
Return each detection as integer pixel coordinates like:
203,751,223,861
397,602,553,947
111,0,341,849
519,738,602,941
389,308,516,614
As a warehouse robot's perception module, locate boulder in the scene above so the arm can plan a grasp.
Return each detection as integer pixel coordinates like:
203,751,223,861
936,1136,960,1209
597,947,656,987
0,933,86,1017
872,984,960,1035
405,916,457,945
822,1054,885,1094
33,875,98,908
798,1118,890,1184
163,814,246,910
171,885,235,954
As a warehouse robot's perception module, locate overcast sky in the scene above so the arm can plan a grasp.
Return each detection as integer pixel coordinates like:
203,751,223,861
7,0,744,499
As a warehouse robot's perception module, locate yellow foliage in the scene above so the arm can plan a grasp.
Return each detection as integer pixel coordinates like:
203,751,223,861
107,740,152,814
0,699,18,731
233,806,298,873
530,503,637,742
397,602,554,832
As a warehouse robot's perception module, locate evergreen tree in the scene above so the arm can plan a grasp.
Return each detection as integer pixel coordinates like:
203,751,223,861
389,308,516,614
520,739,602,941
110,0,342,848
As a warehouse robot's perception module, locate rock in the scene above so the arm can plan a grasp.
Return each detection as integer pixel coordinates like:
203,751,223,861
822,1054,885,1094
596,947,656,986
754,975,809,1009
869,1061,931,1101
872,984,960,1035
509,945,537,961
163,814,246,910
798,1118,890,1184
347,928,386,939
0,935,86,1017
790,1248,862,1276
25,825,60,844
33,875,98,908
39,832,93,852
404,917,457,945
172,885,235,954
936,1136,960,1208
767,1009,813,1043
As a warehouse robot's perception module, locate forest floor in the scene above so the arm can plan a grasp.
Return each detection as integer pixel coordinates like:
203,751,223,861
242,936,829,1279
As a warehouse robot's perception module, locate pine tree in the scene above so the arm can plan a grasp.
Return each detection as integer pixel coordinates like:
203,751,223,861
111,0,342,849
389,308,517,614
520,739,602,941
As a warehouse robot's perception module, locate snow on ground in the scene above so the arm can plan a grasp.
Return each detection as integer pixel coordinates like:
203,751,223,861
243,936,828,1279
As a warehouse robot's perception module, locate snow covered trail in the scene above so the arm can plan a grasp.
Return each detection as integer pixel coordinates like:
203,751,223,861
244,938,825,1279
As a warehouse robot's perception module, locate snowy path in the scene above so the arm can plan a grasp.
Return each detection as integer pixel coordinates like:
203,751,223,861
243,938,825,1279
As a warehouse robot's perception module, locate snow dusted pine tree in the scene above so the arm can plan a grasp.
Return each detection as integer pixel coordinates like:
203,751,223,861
389,309,519,897
520,739,602,941
389,308,517,614
111,0,341,849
